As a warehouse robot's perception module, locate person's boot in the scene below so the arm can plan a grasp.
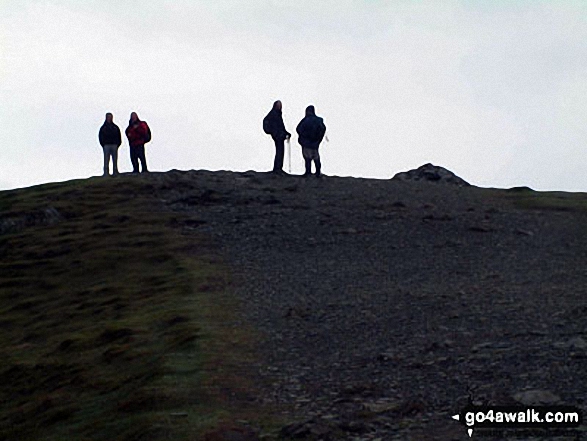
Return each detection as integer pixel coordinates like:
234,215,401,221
315,160,322,178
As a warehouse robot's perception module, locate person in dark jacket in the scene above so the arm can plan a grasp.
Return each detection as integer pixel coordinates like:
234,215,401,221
125,112,150,173
296,105,326,177
98,113,122,176
263,100,291,174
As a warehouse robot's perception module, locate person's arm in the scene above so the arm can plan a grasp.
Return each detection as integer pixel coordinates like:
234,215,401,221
141,122,150,141
116,126,122,146
296,120,303,136
279,116,288,138
98,127,105,147
125,126,135,144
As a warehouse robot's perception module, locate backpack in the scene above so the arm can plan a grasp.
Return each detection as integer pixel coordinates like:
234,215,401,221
143,123,152,143
262,115,272,135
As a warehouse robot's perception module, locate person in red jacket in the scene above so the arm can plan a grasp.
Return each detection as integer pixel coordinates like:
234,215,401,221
125,112,151,173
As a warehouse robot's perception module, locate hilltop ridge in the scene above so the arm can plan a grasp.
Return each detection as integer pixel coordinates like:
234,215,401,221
1,167,586,440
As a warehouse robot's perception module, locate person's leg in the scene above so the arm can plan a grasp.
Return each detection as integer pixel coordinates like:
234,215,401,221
315,158,322,177
138,145,148,173
102,146,109,176
314,150,321,177
273,138,284,172
112,146,119,175
107,145,117,176
130,146,139,173
304,157,312,176
302,148,312,175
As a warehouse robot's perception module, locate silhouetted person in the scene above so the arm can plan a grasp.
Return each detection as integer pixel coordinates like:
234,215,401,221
263,100,291,175
125,112,151,173
98,112,122,176
296,105,326,177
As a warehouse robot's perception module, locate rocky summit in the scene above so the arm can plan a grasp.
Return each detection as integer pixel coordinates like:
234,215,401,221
1,166,586,441
392,163,471,187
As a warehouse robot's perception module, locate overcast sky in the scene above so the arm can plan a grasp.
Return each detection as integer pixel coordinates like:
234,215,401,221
1,1,586,191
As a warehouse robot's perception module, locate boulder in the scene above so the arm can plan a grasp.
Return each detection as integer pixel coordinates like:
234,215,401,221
513,389,561,406
392,163,470,186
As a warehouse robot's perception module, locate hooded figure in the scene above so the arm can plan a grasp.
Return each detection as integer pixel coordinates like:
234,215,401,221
296,105,326,177
98,112,122,176
263,100,291,174
125,112,150,173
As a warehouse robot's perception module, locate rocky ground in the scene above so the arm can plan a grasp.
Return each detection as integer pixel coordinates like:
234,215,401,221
156,168,586,440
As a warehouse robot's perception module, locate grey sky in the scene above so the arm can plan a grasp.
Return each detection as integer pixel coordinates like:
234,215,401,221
1,0,586,191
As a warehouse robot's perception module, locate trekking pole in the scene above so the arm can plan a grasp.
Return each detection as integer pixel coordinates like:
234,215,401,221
287,138,291,174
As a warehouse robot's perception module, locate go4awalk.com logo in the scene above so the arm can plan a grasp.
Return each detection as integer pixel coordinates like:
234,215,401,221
452,405,583,438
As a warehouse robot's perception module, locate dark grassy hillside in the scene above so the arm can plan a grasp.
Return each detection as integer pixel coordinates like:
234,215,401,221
0,175,262,441
505,186,587,213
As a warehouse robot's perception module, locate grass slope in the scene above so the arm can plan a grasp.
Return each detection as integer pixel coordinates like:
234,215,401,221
505,186,587,212
0,175,261,440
